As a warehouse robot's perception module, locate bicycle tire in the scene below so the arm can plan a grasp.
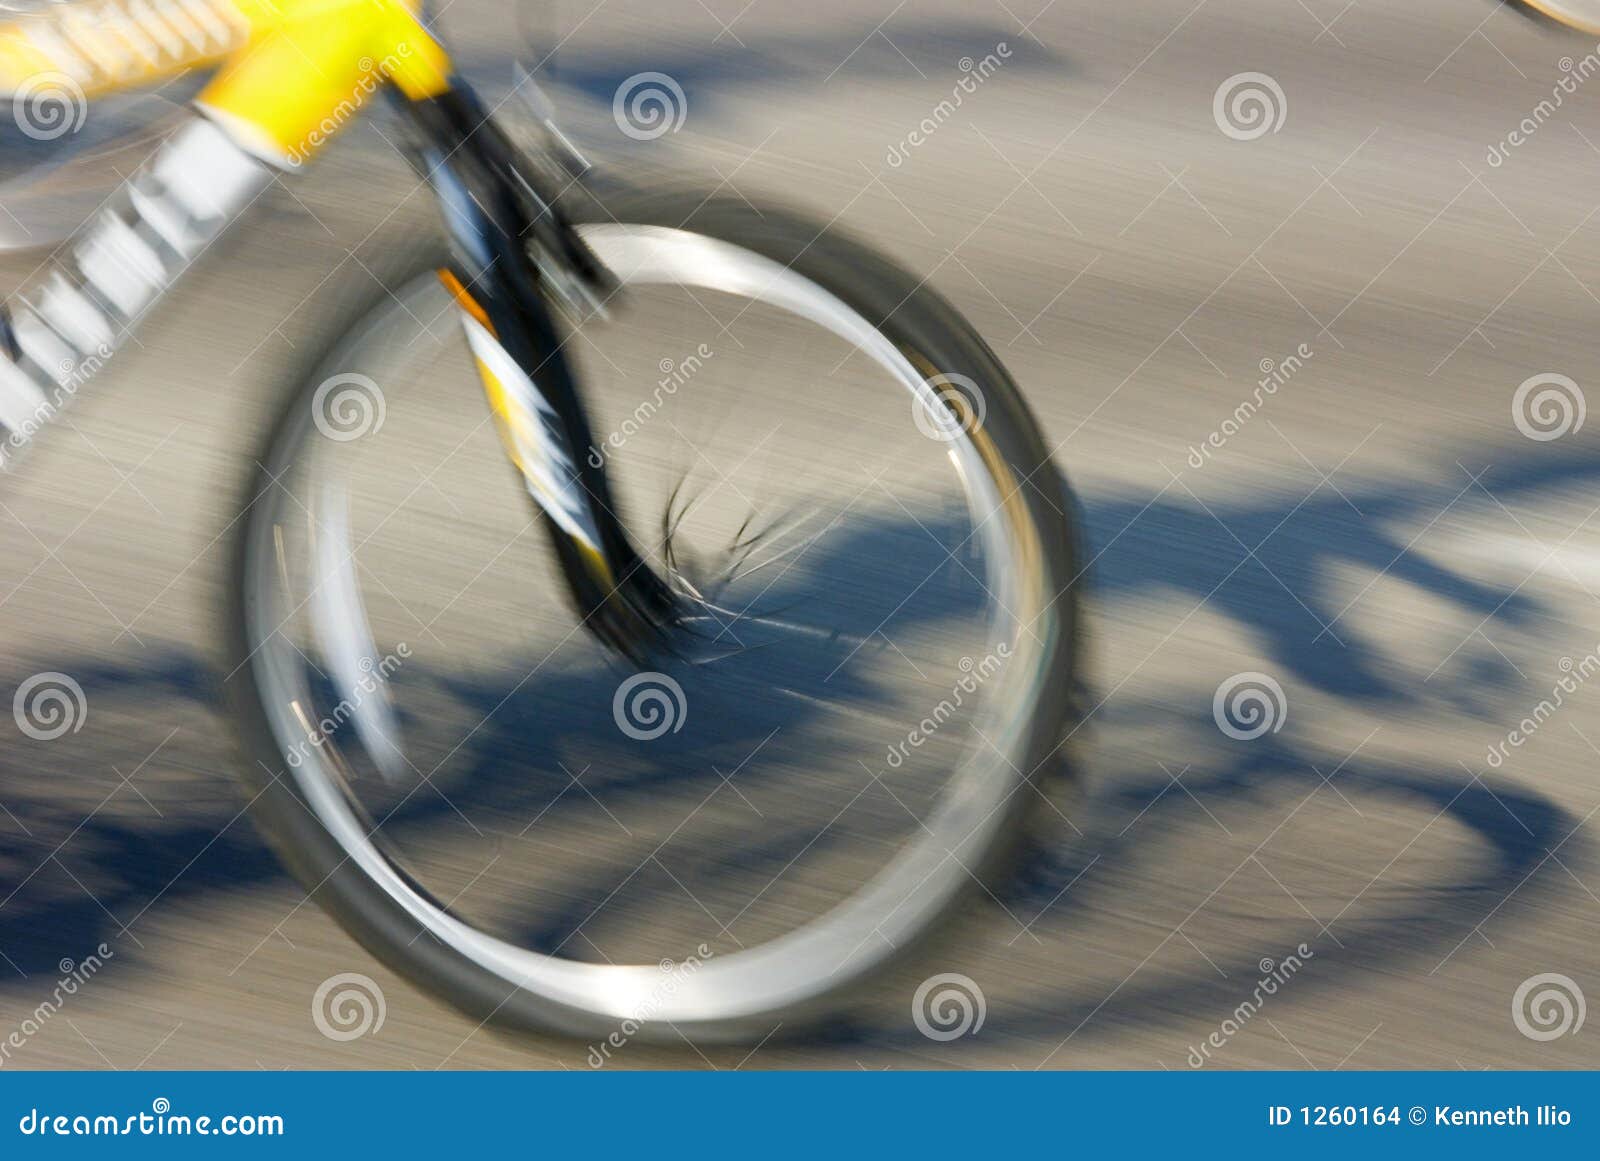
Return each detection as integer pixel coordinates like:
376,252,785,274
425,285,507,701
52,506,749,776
220,183,1085,1043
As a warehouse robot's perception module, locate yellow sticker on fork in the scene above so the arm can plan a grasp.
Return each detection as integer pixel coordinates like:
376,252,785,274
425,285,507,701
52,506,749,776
438,270,615,586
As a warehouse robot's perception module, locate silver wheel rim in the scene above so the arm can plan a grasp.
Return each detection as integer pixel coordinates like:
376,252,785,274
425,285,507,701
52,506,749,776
1518,0,1600,31
242,223,1057,1038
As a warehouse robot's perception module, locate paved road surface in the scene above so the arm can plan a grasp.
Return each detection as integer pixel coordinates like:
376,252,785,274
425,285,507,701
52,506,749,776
1,0,1598,1069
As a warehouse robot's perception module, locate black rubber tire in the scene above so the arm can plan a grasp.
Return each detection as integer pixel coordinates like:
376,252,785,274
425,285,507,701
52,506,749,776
220,183,1085,1043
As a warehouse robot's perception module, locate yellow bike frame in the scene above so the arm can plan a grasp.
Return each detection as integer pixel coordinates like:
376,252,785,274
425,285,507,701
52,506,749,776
0,0,672,652
0,0,452,167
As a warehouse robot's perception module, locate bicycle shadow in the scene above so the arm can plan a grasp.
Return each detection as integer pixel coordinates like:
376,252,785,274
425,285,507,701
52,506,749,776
847,734,1578,1053
487,14,1072,118
1078,449,1600,708
0,444,1593,1059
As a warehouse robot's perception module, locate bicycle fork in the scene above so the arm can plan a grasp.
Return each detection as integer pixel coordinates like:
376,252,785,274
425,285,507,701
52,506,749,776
392,86,682,660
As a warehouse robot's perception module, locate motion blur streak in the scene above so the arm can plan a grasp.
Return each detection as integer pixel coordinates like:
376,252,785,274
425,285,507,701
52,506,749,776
0,0,1596,1068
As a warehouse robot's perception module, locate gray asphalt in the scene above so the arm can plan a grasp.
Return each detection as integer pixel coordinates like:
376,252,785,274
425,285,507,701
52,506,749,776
2,0,1599,1069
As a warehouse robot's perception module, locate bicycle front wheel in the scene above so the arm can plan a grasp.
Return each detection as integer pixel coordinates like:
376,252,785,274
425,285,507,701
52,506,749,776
223,187,1082,1043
